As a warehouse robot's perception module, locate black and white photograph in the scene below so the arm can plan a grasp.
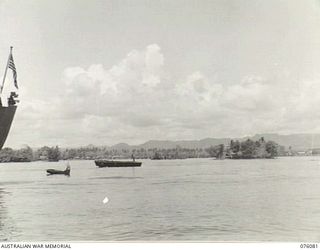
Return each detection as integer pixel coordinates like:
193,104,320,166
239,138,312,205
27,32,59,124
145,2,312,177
0,0,320,245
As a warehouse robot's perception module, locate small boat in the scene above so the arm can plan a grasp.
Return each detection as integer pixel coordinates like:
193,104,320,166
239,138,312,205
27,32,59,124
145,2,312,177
95,160,142,168
47,164,70,175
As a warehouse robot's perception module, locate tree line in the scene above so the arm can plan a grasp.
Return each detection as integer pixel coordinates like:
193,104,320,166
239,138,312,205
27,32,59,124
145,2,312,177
0,137,280,162
0,146,60,162
205,137,279,159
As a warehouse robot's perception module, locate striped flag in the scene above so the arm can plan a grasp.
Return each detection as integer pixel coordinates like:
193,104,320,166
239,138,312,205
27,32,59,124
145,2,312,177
8,53,18,89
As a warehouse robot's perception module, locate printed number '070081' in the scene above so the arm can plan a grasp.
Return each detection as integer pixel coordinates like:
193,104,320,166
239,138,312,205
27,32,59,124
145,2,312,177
300,244,318,248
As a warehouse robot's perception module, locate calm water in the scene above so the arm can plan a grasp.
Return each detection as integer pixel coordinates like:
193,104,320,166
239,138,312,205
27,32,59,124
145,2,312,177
0,157,320,241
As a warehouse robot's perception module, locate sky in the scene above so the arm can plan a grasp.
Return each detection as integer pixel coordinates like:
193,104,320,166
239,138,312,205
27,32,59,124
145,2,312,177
1,0,320,148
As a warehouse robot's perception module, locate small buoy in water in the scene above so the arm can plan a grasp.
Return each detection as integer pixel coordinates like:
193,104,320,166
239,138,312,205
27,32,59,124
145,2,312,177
103,197,109,204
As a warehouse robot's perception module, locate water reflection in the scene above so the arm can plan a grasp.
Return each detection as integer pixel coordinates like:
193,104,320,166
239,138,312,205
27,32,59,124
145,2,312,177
0,187,18,241
0,187,9,240
0,158,319,241
0,188,5,222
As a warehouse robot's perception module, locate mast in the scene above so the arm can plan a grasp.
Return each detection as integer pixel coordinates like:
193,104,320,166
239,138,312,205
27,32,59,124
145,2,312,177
0,46,13,94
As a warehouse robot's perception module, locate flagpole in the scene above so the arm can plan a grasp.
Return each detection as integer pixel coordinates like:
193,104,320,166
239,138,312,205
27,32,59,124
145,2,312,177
0,47,12,94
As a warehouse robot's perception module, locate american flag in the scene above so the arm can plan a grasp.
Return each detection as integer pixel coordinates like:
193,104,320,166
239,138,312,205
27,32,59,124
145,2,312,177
8,53,18,89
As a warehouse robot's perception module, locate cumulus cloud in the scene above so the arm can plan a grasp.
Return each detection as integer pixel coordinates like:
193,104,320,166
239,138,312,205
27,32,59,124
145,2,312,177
7,44,320,147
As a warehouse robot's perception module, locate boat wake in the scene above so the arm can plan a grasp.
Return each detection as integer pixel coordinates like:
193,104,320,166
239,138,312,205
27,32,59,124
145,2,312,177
89,176,143,180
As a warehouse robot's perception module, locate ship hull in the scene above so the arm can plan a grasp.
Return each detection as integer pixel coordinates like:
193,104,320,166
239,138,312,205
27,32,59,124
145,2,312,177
95,160,142,168
0,105,17,150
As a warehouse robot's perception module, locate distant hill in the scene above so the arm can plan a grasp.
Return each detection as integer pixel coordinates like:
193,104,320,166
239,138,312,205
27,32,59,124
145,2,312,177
111,143,131,151
107,133,320,151
249,133,320,150
137,138,230,149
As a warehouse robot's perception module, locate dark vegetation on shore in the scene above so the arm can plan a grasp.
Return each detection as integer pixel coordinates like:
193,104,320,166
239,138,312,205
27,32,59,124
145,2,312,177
0,146,61,162
0,137,285,162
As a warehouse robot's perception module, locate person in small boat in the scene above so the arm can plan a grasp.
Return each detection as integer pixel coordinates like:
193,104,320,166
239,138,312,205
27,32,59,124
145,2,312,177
65,162,71,171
